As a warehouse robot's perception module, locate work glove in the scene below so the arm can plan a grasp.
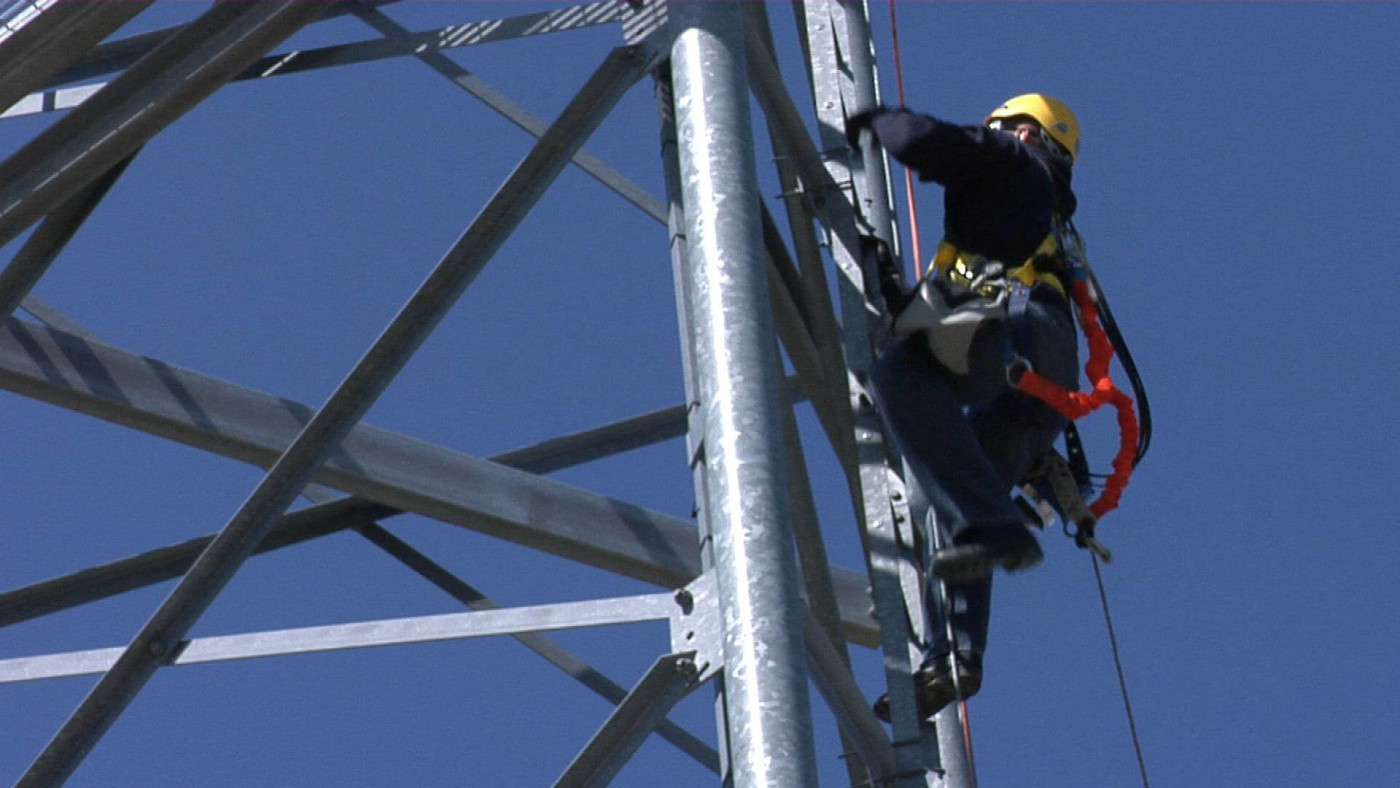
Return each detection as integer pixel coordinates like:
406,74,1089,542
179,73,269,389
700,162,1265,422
860,235,912,316
844,105,888,149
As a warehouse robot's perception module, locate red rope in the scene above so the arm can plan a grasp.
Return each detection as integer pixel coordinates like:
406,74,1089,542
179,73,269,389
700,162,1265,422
1016,281,1140,518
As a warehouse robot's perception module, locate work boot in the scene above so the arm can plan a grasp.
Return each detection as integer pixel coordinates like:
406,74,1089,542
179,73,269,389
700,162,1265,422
932,523,1042,583
873,651,983,723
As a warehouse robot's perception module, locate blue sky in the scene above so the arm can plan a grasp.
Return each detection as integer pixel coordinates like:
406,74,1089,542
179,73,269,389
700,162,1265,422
0,2,1396,786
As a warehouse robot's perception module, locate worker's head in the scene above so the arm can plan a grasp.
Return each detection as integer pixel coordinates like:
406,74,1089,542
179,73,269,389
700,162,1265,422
985,94,1080,164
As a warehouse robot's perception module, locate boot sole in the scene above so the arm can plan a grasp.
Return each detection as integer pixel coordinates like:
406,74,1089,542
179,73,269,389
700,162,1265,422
932,541,1043,583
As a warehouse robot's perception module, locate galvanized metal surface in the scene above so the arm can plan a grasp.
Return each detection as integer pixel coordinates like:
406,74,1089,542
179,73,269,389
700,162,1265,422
0,1,955,783
802,610,898,780
356,523,721,774
799,1,950,783
554,651,703,787
0,1,332,251
0,316,879,646
0,151,137,320
354,5,669,224
17,43,654,787
0,591,679,684
0,0,149,112
0,497,394,629
670,2,818,783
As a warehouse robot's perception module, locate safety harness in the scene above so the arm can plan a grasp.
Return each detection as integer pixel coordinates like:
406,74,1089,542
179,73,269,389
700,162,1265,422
911,221,1151,558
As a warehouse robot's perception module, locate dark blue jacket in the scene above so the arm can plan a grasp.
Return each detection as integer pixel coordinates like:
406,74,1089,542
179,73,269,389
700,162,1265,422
869,107,1077,266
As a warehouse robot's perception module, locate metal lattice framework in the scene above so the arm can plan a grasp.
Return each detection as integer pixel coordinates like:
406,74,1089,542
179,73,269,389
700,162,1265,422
0,2,976,785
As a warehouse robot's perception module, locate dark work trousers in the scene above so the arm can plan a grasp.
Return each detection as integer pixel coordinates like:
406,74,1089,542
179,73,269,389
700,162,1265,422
871,286,1079,663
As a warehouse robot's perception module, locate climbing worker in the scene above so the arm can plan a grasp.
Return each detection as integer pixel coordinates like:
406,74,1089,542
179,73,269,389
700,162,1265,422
847,94,1084,722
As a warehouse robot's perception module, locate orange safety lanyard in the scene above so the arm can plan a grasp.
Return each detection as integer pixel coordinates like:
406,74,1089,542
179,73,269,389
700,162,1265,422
1015,279,1140,519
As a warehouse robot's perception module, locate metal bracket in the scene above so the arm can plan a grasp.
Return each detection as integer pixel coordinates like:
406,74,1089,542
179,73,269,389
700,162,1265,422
668,573,723,682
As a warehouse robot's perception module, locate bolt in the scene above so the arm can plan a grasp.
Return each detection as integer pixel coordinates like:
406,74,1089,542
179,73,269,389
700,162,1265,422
674,588,694,613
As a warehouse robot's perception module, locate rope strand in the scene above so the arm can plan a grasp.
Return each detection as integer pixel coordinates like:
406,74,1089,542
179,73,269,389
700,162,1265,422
1091,554,1151,788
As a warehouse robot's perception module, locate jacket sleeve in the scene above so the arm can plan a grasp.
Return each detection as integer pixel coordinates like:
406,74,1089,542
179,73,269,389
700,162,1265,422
869,107,1023,186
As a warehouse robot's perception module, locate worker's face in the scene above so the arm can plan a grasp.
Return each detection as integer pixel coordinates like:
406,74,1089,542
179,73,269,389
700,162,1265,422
1004,117,1047,151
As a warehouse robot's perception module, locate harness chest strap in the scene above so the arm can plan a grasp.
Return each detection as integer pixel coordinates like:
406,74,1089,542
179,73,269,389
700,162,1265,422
928,234,1067,298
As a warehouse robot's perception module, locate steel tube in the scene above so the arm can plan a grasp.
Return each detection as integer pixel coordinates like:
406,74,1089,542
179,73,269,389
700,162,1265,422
19,46,651,787
670,3,818,784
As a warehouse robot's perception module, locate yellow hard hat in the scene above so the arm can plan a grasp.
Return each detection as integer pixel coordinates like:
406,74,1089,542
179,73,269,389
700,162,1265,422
986,93,1080,163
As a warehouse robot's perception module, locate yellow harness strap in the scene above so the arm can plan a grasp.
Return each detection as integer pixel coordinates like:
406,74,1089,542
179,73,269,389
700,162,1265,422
928,234,1067,298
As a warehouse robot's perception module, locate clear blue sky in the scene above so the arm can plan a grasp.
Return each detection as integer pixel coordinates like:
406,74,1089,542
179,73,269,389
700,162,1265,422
0,2,1396,786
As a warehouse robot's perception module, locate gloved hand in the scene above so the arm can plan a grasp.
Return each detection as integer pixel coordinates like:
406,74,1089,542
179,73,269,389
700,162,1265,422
844,105,887,149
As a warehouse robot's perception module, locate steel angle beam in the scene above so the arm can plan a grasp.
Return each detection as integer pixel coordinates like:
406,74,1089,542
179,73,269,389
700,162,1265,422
743,3,855,461
357,3,836,423
0,591,679,685
0,498,394,629
0,151,138,320
0,0,332,251
19,44,656,787
802,609,897,781
800,2,947,783
45,0,405,89
743,31,863,248
3,3,635,124
47,1,634,90
0,317,880,647
0,320,881,646
41,24,179,87
17,295,96,340
354,6,667,224
0,382,799,631
554,652,703,788
350,3,846,460
355,524,721,775
0,0,150,113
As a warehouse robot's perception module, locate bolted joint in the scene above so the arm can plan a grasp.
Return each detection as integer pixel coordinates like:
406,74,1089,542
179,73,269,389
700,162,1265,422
674,587,694,614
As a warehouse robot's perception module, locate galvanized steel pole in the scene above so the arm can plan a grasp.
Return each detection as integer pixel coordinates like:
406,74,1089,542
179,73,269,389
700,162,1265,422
669,3,819,785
